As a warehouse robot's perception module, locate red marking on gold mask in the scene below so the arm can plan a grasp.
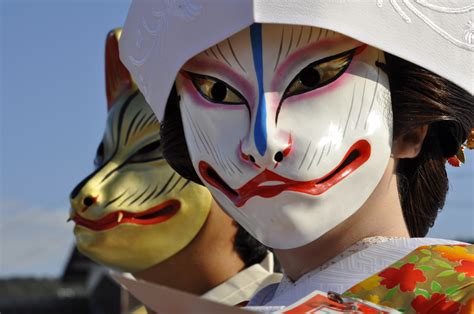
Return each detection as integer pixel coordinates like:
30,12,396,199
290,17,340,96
73,200,180,231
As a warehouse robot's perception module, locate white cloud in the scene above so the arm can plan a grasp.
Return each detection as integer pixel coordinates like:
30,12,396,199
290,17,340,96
0,201,74,278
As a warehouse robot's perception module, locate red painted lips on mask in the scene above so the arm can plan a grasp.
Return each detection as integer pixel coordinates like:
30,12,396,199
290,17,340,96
73,200,180,231
199,140,371,207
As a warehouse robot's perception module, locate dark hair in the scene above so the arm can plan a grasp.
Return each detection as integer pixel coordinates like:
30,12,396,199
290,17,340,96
161,55,474,239
161,85,202,184
234,223,269,267
384,53,474,237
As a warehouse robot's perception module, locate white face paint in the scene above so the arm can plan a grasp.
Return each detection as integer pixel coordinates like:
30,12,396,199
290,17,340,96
176,24,392,249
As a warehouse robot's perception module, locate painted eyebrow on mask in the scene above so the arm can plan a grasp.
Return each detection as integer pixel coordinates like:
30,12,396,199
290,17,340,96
203,38,248,73
273,26,337,72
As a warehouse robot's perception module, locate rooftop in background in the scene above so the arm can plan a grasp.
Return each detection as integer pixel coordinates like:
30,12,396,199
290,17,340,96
0,248,121,314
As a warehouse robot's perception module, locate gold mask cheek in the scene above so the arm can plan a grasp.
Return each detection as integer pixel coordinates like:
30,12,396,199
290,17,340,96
74,182,213,273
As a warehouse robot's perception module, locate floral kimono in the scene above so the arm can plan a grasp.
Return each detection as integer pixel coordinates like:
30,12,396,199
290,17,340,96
249,238,473,313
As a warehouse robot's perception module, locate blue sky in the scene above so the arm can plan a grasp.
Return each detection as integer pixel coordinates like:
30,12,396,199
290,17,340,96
1,0,133,277
1,0,472,278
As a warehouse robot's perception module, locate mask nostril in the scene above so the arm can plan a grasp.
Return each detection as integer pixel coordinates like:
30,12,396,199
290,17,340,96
249,155,256,163
83,196,96,207
274,151,284,162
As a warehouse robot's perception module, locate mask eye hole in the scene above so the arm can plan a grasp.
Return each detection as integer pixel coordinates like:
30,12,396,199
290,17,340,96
299,67,321,89
128,139,163,164
210,81,227,102
185,72,246,105
282,47,357,100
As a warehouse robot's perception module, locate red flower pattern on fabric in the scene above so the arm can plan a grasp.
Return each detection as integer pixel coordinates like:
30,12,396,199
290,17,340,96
379,263,426,292
455,260,474,277
411,293,461,314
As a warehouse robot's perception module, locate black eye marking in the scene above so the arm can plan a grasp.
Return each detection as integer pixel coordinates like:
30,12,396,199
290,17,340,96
136,140,161,155
275,47,358,124
282,47,356,100
185,71,247,105
128,139,164,164
94,142,105,168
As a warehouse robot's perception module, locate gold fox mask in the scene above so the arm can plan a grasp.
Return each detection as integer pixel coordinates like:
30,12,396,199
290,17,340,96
69,29,212,272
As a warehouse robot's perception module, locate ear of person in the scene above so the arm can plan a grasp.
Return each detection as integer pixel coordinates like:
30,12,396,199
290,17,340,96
392,125,429,159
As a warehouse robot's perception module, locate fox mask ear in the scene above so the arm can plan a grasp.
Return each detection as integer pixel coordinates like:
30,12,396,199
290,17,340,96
105,28,136,110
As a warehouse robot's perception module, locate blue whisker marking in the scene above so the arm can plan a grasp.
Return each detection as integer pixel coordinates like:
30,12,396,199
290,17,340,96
250,24,267,156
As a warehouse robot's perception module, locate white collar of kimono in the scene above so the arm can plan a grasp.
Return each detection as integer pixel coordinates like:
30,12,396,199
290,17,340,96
251,238,465,307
